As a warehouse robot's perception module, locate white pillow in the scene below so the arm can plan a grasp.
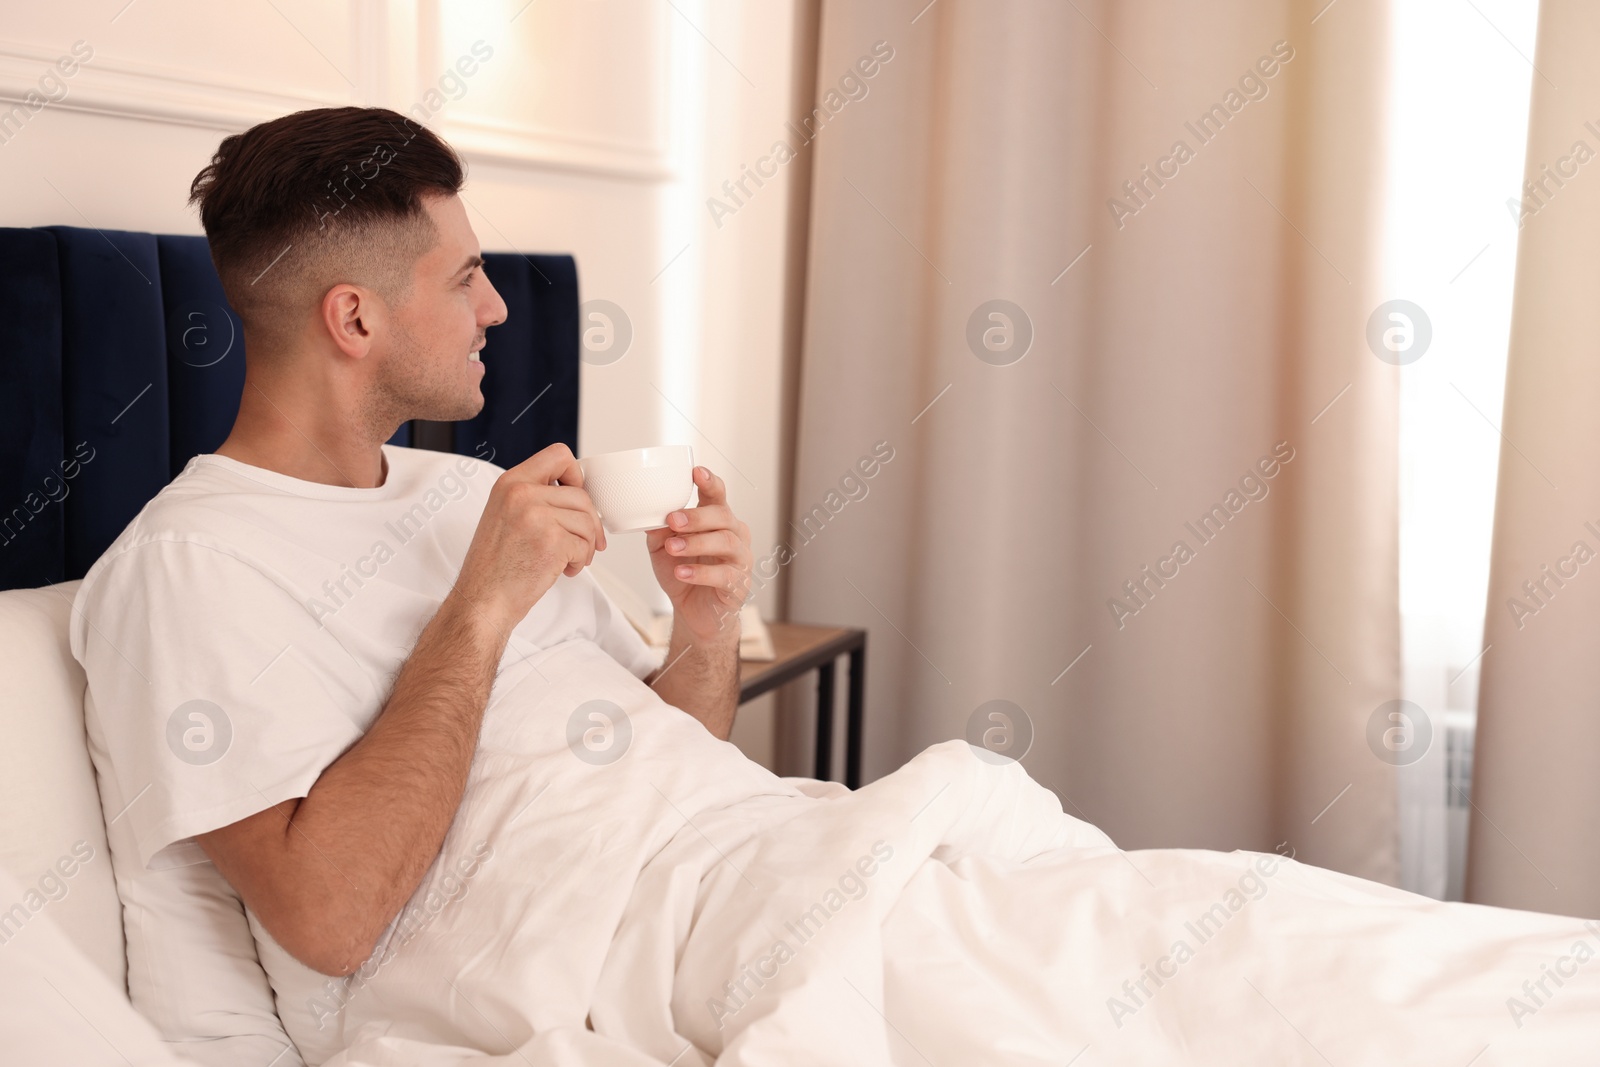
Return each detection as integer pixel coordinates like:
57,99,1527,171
83,686,306,1067
22,573,305,1067
0,583,124,983
0,581,292,1062
0,865,198,1066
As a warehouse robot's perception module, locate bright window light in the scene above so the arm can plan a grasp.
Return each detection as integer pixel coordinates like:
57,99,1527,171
1382,0,1539,899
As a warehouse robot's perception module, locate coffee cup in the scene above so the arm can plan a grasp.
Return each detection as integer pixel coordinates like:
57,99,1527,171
577,445,696,533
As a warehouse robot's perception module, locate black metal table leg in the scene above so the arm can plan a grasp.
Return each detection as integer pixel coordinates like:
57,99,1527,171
815,658,836,781
845,645,864,789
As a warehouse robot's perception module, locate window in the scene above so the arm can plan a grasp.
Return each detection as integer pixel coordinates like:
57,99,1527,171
1382,0,1540,899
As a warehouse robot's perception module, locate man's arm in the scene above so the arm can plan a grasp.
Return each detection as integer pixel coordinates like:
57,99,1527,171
643,466,753,741
648,617,740,739
195,444,605,977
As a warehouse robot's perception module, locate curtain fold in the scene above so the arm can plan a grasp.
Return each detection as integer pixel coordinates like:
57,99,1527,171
789,0,1401,879
1468,0,1600,918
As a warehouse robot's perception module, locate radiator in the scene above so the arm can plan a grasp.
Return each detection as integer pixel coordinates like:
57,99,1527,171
1443,710,1475,901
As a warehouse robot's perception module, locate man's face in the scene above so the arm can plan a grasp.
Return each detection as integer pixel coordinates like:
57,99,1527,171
373,193,507,423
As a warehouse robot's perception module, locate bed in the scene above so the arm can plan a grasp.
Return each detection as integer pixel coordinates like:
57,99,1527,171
3,227,1598,1066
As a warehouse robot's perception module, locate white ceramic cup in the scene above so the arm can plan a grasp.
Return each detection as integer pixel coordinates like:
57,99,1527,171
578,445,697,533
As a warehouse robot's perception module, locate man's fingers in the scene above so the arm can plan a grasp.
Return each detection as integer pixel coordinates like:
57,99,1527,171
506,442,583,488
661,529,744,562
669,562,749,602
562,533,595,577
540,483,598,514
548,506,602,567
501,481,605,554
665,503,739,536
542,485,607,551
690,465,726,506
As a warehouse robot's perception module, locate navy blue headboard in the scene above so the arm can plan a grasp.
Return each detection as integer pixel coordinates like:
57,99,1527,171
0,226,579,591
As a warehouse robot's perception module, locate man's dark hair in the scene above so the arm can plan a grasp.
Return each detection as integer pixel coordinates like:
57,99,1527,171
188,106,465,355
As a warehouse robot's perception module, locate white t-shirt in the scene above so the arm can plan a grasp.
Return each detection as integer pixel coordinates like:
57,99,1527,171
69,444,668,1060
73,444,658,870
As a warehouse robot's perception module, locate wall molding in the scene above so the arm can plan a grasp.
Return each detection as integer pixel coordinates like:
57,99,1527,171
0,41,352,132
0,38,673,183
441,111,674,182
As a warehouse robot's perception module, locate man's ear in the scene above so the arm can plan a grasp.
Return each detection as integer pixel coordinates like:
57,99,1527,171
321,283,379,362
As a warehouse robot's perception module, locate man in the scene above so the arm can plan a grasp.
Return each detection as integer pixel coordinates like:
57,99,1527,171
182,106,754,979
73,106,771,1062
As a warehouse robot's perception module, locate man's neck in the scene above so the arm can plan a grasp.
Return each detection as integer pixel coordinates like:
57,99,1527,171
215,376,391,489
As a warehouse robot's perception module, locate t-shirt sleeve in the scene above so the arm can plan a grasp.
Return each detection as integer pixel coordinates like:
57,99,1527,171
71,538,371,870
581,573,664,680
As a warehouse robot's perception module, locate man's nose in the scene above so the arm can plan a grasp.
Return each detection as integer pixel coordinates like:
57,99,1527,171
481,277,508,328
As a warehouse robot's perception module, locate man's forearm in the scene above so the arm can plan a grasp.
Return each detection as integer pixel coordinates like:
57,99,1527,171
198,591,510,975
649,618,740,740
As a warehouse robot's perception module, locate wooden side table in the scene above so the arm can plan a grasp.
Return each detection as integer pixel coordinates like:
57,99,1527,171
739,622,867,788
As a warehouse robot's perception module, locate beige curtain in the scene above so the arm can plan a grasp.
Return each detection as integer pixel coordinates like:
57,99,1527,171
1468,0,1600,917
786,0,1401,880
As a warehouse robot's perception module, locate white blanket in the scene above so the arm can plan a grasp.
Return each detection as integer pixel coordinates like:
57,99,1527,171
310,641,1599,1066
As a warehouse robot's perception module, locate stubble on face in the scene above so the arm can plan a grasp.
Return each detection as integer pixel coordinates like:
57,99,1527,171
366,314,485,431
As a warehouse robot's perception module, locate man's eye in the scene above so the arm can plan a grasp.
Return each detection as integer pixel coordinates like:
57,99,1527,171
461,271,476,287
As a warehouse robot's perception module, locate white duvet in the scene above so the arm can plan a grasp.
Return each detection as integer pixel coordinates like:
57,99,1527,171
300,640,1599,1066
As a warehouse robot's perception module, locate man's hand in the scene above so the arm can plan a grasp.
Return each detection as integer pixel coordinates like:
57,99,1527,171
455,443,606,632
645,465,753,644
644,466,751,739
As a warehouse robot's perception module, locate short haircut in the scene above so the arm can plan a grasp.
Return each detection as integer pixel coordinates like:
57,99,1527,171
188,106,465,356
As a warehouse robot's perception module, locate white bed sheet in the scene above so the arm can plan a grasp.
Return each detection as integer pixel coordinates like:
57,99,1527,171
274,637,1599,1066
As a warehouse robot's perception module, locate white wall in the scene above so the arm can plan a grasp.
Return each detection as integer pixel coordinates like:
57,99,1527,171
0,0,801,766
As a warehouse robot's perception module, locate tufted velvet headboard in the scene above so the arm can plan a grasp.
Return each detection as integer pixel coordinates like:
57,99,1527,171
0,226,580,592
